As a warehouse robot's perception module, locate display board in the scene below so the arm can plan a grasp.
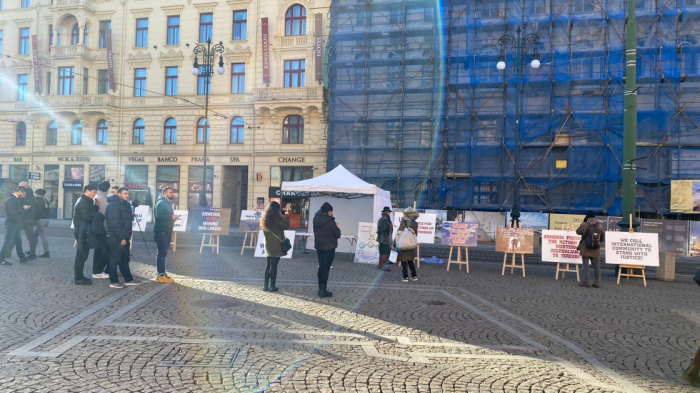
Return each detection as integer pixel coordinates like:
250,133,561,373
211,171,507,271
495,227,534,254
354,222,379,264
173,210,188,232
541,230,582,264
441,222,478,247
131,206,149,232
641,219,689,254
690,222,700,257
462,211,507,241
191,208,231,235
424,209,447,239
239,210,263,232
254,230,295,259
549,214,585,230
392,212,436,244
605,231,659,267
670,180,700,213
509,211,549,231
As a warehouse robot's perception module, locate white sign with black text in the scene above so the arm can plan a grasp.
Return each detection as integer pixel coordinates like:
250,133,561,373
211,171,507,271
605,231,659,267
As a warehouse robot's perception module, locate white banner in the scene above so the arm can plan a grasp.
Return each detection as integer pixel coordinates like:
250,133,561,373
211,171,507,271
173,210,188,232
254,230,295,259
541,230,582,264
132,206,150,232
392,213,436,244
354,222,379,264
605,231,659,266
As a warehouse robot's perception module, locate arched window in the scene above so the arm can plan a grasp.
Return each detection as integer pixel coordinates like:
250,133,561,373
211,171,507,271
230,117,244,144
285,4,307,36
282,115,304,144
71,120,82,145
132,118,145,144
472,183,499,205
83,24,88,46
164,118,177,144
71,23,79,45
197,118,209,144
96,119,108,145
381,179,404,206
16,122,26,146
46,120,58,146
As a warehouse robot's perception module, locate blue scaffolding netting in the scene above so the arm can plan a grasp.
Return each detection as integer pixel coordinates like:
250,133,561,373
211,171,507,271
327,0,700,215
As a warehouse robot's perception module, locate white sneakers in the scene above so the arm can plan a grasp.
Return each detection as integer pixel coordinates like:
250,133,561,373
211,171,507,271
92,273,109,279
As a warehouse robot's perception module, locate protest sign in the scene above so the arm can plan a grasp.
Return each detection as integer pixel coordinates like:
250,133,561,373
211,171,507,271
541,230,582,264
495,227,534,254
549,213,585,230
254,230,295,259
641,219,688,254
605,231,659,266
392,212,436,244
441,222,478,247
191,208,231,235
354,222,379,264
173,210,188,232
425,209,447,239
132,206,149,232
239,210,263,232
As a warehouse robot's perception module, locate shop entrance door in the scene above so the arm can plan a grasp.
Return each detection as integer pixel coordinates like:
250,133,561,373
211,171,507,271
222,166,248,225
63,190,82,220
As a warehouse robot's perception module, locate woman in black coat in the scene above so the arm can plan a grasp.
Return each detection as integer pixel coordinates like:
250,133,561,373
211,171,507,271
313,202,341,298
261,201,290,292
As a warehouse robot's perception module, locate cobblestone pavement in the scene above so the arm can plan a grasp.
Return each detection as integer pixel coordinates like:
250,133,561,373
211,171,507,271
0,235,698,392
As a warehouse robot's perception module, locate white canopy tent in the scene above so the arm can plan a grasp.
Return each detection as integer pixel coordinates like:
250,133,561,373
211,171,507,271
282,165,392,253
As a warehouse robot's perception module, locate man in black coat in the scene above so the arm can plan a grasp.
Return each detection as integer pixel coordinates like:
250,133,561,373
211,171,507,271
0,186,30,265
105,187,138,289
313,202,341,298
17,182,38,261
73,184,99,285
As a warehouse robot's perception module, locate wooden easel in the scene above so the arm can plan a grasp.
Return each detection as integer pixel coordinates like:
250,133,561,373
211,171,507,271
446,246,469,272
200,234,220,254
240,231,258,255
502,221,526,277
617,214,647,286
555,224,580,281
170,232,177,252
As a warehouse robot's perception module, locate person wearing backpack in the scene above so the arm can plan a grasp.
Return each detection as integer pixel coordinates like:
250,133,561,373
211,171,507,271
395,207,419,283
576,211,605,288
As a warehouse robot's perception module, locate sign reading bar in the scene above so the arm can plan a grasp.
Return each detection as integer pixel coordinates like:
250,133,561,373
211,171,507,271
315,14,323,81
106,29,115,92
261,18,270,84
541,230,582,264
605,231,659,266
32,35,41,93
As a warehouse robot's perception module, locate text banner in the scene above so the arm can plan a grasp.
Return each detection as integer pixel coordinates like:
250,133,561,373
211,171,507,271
541,230,582,264
605,231,659,266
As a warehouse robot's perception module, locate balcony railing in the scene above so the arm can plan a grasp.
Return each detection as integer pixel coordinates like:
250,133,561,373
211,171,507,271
49,45,94,59
253,87,323,101
275,35,312,49
28,94,119,109
52,0,92,7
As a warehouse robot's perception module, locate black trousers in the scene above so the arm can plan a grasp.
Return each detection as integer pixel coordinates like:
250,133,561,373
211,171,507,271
0,222,22,260
317,249,335,288
401,260,417,279
265,257,280,287
74,237,91,280
107,236,133,284
92,236,109,274
22,222,37,255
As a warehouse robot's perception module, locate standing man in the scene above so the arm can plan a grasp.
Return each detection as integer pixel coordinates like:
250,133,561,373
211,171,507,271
17,182,37,261
109,186,119,196
33,189,51,258
376,206,393,272
91,181,111,279
313,202,341,298
105,187,138,289
0,186,30,265
576,211,605,288
153,187,178,283
73,184,99,285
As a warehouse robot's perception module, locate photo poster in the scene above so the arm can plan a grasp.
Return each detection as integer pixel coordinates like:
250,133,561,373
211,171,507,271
441,222,478,247
424,209,447,239
541,230,582,264
131,206,150,232
354,222,380,264
495,227,534,254
254,230,295,259
605,231,660,266
641,218,689,255
691,221,700,257
462,211,508,242
509,211,549,231
191,208,231,235
173,210,188,232
549,213,585,231
239,210,263,232
670,180,700,213
391,213,436,244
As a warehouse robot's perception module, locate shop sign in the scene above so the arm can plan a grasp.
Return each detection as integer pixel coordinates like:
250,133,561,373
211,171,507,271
29,172,41,180
278,157,305,163
261,18,270,84
230,157,241,162
127,157,145,162
268,187,303,198
63,181,84,189
191,157,211,163
13,157,23,162
124,183,148,190
58,157,90,162
158,157,178,162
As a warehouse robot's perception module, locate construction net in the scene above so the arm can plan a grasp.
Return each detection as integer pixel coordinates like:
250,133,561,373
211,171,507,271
327,0,700,215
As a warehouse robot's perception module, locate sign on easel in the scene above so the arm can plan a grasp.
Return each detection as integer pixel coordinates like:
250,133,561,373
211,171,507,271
497,225,533,277
354,222,379,264
605,232,659,266
254,230,295,259
442,222,478,273
170,210,188,252
541,229,581,281
392,213,436,244
132,206,150,232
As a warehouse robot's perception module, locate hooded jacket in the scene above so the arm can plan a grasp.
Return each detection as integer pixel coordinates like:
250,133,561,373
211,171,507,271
73,194,98,240
313,210,341,251
105,194,133,241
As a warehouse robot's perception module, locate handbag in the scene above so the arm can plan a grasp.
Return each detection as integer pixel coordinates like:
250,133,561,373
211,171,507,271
395,227,417,251
271,232,292,255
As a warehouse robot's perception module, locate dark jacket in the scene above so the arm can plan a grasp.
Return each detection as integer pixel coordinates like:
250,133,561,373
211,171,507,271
105,194,133,241
313,210,341,251
153,196,175,233
87,212,106,249
576,221,605,258
35,195,50,220
377,214,393,245
396,219,418,262
21,188,37,224
263,214,291,257
73,194,98,240
4,194,24,225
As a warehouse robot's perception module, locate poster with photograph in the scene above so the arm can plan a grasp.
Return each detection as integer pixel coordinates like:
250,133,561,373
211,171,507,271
392,213,436,244
690,222,700,257
131,206,150,232
641,219,688,254
496,227,534,254
509,211,549,231
670,180,700,213
541,230,582,264
239,210,263,232
605,231,659,266
354,222,380,264
441,222,478,247
425,209,447,239
89,165,105,183
462,211,507,242
254,230,295,259
549,214,586,231
173,210,188,232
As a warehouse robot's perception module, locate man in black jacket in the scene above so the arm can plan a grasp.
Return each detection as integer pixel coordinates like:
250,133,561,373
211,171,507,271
17,182,38,261
105,187,138,289
313,202,341,298
0,186,30,265
73,184,99,285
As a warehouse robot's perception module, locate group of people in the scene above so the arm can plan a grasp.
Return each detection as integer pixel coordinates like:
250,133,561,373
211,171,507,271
0,182,51,265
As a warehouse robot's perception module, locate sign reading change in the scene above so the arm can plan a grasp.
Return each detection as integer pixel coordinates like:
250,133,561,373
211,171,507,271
605,232,659,267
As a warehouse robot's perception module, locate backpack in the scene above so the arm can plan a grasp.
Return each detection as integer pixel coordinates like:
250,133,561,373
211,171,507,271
395,227,417,251
584,222,601,250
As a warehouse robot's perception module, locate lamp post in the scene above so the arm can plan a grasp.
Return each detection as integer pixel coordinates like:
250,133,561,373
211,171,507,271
191,39,225,207
497,27,540,227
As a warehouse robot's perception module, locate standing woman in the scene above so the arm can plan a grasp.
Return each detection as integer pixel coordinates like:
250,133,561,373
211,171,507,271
396,207,419,282
313,202,341,298
261,201,290,292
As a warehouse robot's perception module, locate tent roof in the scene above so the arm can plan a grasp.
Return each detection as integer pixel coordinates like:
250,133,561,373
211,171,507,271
282,165,385,196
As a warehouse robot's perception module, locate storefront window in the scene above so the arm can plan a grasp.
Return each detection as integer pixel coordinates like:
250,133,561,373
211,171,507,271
64,165,84,180
44,165,59,218
157,165,180,209
88,165,106,184
9,165,29,182
269,166,313,229
124,165,150,207
188,165,213,209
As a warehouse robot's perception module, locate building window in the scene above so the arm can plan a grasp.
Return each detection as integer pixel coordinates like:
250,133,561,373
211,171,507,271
285,4,306,36
164,118,177,144
99,20,111,49
233,11,247,41
231,63,245,93
17,74,28,101
19,28,30,54
199,13,213,42
135,18,148,47
82,67,88,94
196,66,209,95
44,165,59,218
472,183,499,205
188,166,213,208
21,0,29,8
46,120,57,146
283,115,304,144
98,69,109,94
16,122,26,146
165,66,178,96
59,67,75,95
88,165,106,184
0,30,4,54
83,24,88,46
96,119,108,145
156,166,181,208
167,16,180,45
71,23,79,45
71,120,82,145
133,118,145,144
284,59,305,88
0,0,4,10
197,118,210,144
10,165,29,182
230,117,244,144
134,68,146,97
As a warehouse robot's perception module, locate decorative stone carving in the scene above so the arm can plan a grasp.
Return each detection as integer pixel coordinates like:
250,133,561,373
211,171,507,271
163,98,178,105
225,45,251,55
129,51,152,61
159,49,184,59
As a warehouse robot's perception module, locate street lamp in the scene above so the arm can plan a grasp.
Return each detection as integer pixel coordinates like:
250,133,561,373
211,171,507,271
496,27,540,227
191,39,225,207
